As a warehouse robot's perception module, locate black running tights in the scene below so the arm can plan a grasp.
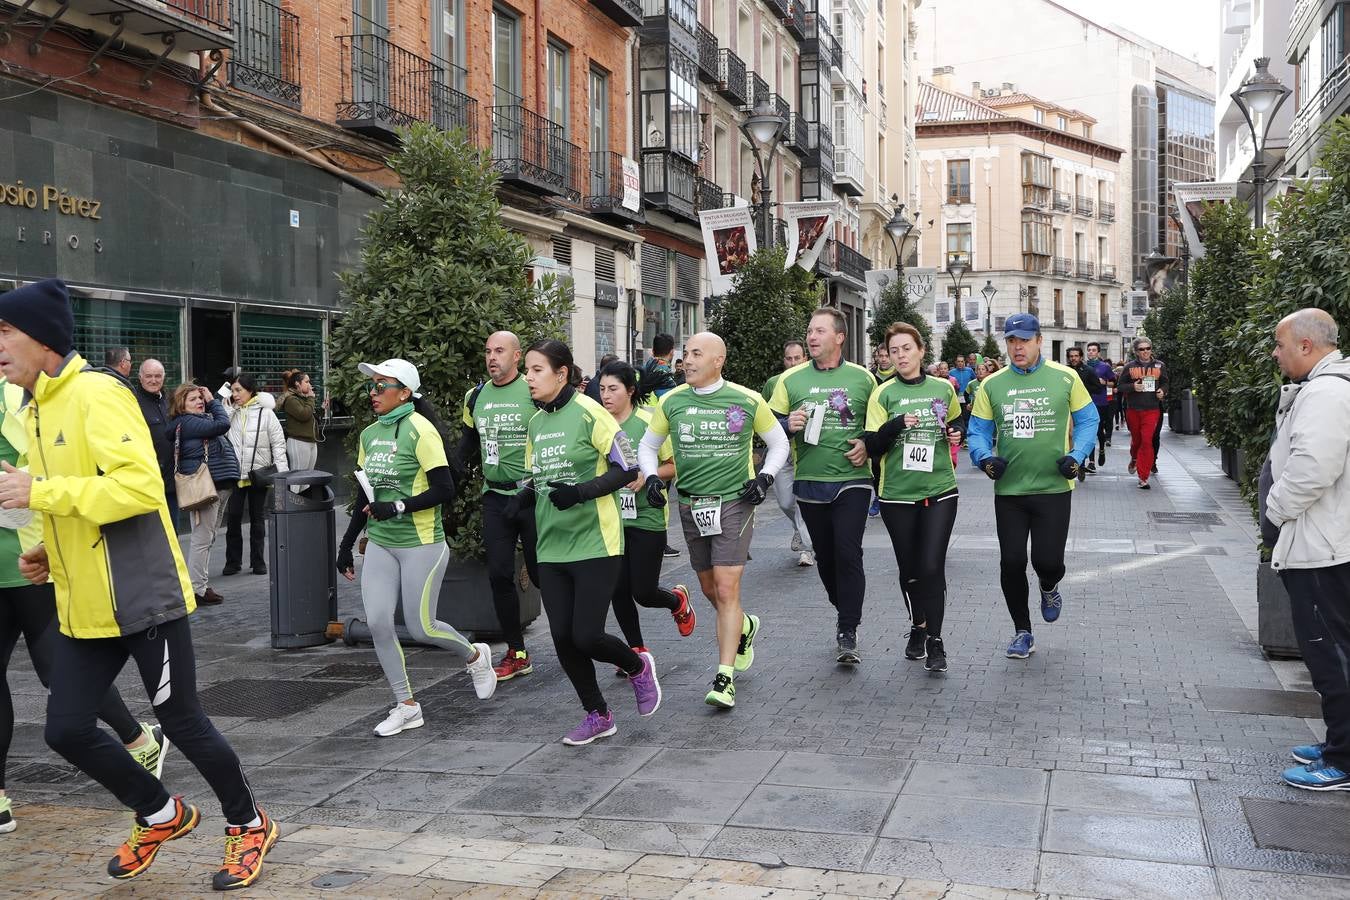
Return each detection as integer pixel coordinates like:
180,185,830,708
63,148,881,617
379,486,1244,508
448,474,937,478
540,557,641,715
994,492,1072,632
612,527,679,649
878,496,958,638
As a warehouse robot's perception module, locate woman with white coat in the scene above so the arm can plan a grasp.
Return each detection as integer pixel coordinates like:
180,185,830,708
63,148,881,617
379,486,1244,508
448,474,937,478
224,374,288,575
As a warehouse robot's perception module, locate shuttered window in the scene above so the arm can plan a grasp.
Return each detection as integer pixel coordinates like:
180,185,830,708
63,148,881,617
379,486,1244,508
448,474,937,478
239,311,324,399
641,244,669,296
595,247,617,284
673,252,699,302
72,297,184,383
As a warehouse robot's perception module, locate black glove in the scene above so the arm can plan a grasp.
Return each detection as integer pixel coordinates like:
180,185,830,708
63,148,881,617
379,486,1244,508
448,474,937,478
336,545,354,574
367,500,398,520
1056,455,1080,479
738,472,774,506
981,457,1008,480
546,481,583,510
644,475,668,508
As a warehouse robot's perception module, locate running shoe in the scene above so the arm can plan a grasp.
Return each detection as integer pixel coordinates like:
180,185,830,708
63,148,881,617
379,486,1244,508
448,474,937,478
494,650,533,681
1085,461,1096,473
630,650,662,716
466,642,498,700
1098,448,1106,465
0,795,14,834
1128,460,1137,475
704,672,736,708
1282,760,1350,791
663,545,681,558
615,645,649,678
868,498,881,518
925,637,948,673
671,585,696,637
1040,585,1063,623
212,806,279,891
1138,479,1151,490
1293,742,1326,765
562,710,617,746
129,723,169,781
790,534,804,553
735,614,760,672
1153,461,1161,473
836,630,860,665
374,702,424,737
1006,631,1036,659
904,626,928,660
107,796,200,880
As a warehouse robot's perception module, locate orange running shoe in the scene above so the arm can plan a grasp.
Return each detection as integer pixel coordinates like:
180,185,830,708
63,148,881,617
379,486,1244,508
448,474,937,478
671,584,696,637
212,806,280,891
493,650,533,681
106,796,200,880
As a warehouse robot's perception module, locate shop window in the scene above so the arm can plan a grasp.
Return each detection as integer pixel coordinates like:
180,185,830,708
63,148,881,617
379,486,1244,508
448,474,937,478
72,296,184,383
239,311,324,402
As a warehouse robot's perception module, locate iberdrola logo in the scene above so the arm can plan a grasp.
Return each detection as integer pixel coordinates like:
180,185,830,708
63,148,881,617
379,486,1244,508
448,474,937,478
725,404,747,433
829,389,853,426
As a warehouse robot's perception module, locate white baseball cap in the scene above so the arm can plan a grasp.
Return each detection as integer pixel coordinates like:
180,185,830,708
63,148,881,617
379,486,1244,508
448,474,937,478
358,359,421,397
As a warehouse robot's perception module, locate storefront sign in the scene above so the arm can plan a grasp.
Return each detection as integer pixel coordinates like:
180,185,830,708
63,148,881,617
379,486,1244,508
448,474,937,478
1,180,102,219
11,227,103,252
595,281,619,309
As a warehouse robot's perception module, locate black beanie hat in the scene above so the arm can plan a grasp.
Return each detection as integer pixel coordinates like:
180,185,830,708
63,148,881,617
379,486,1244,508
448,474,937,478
0,279,75,356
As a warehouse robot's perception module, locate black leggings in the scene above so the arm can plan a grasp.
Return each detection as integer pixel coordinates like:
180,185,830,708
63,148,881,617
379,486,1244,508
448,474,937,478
878,494,958,638
612,527,679,649
225,482,268,569
44,616,258,824
539,557,642,715
0,583,141,790
483,490,540,651
994,492,1072,632
1095,405,1110,457
798,487,871,631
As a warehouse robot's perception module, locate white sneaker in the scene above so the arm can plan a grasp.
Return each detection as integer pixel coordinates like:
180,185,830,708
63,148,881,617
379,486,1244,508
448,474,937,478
797,551,815,567
467,642,498,700
790,534,804,553
374,702,424,737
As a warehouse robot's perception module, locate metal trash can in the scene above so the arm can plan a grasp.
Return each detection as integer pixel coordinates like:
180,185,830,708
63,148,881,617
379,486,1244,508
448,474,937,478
1171,389,1201,434
268,469,337,649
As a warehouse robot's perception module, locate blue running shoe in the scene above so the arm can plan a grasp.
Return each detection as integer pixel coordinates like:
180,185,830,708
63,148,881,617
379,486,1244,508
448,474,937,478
1282,760,1350,791
868,498,881,518
1292,743,1326,765
1006,631,1035,659
1040,585,1063,623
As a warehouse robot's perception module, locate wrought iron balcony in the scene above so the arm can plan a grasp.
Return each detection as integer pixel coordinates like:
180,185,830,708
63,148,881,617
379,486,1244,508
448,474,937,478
1074,195,1094,216
1098,200,1115,221
1099,264,1116,282
642,149,698,222
835,242,870,282
585,151,645,224
695,174,724,213
1052,190,1071,212
696,24,719,83
1054,311,1066,328
168,0,230,32
338,29,474,141
784,112,809,157
771,93,790,123
228,0,300,108
1052,256,1072,276
716,49,747,105
490,104,578,199
1077,313,1089,330
591,0,642,27
764,0,788,19
786,0,807,39
744,71,769,112
803,12,842,71
1076,259,1095,279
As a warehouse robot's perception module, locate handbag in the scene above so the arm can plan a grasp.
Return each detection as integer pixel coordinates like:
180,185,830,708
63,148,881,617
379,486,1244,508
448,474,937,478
174,426,218,512
246,407,279,486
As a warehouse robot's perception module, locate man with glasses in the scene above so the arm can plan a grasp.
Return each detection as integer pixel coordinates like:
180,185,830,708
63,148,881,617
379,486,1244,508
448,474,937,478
1118,338,1168,490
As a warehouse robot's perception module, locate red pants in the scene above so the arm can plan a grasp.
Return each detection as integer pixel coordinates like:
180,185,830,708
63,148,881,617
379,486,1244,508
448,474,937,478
1126,408,1161,481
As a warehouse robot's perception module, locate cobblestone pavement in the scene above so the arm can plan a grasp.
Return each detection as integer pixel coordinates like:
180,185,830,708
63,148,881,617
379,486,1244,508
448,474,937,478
2,431,1348,898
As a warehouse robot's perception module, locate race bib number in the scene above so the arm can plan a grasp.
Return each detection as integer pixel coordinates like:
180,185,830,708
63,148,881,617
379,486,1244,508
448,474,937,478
618,489,638,520
690,496,722,537
1141,376,1156,392
1012,400,1036,440
484,438,500,466
902,439,934,473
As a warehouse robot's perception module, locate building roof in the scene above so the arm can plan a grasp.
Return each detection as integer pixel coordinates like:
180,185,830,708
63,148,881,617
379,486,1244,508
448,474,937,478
916,80,1125,159
916,82,1004,124
979,92,1097,125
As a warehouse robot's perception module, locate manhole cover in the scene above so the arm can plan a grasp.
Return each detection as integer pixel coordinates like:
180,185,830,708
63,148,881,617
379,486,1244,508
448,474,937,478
199,678,363,719
304,663,386,682
311,871,369,889
9,762,86,785
1149,511,1225,526
1198,685,1323,719
1243,798,1350,855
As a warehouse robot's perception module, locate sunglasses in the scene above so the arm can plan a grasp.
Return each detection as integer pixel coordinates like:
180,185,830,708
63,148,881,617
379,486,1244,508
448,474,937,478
1137,346,1152,351
367,380,405,393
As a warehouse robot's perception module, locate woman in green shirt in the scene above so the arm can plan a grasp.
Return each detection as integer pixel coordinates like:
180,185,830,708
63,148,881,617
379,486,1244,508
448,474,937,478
863,323,964,674
596,361,695,659
509,341,662,745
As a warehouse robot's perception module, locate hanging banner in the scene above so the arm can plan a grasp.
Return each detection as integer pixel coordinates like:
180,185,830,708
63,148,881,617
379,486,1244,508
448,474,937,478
783,200,838,271
700,206,757,295
1173,182,1237,260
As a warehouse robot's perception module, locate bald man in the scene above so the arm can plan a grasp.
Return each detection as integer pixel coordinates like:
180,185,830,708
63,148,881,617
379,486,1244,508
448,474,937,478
1265,307,1350,792
456,330,540,682
134,358,176,526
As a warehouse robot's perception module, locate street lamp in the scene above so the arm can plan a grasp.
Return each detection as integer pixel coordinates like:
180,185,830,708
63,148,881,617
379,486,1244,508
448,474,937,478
980,279,997,336
884,197,916,282
1230,57,1291,229
740,99,788,249
947,256,968,325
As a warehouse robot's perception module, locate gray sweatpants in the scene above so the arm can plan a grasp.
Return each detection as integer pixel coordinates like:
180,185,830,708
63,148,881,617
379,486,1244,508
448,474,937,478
773,461,811,550
361,540,474,702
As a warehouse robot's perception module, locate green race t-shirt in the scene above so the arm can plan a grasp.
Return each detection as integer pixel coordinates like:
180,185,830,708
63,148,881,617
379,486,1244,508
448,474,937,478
462,375,533,494
970,360,1093,496
648,381,777,501
769,361,876,483
760,373,780,403
616,406,673,533
358,404,448,547
865,376,961,501
526,392,634,563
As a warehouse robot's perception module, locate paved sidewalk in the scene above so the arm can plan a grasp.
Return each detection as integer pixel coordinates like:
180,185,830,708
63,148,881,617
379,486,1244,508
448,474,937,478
2,431,1348,898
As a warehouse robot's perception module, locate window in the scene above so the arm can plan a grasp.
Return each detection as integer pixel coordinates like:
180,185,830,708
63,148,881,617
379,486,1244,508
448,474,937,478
589,67,608,153
1022,212,1051,264
1034,108,1044,124
430,0,465,91
1057,115,1068,130
547,41,569,137
1082,123,1091,138
1076,291,1086,329
639,43,698,161
1021,152,1051,188
946,223,972,268
947,159,971,203
492,8,520,105
1324,4,1348,80
1297,48,1310,109
1097,236,1108,268
714,125,729,187
1100,293,1109,328
1026,286,1039,317
73,296,184,384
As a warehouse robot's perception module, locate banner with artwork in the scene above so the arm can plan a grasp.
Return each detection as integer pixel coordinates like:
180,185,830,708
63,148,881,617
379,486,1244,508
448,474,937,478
1172,182,1237,260
783,200,838,271
700,206,757,295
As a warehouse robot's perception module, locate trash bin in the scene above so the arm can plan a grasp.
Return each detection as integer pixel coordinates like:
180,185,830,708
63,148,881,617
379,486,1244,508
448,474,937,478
1171,389,1201,435
268,469,337,649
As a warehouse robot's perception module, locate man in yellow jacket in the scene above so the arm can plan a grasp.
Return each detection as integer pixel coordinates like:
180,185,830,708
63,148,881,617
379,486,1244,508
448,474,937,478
0,279,277,891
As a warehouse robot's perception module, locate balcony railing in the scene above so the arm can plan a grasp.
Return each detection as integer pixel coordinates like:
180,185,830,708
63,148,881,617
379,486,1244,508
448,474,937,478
834,146,864,195
169,0,231,31
1290,55,1350,149
1075,195,1094,216
490,104,577,199
834,242,870,282
695,174,723,212
642,149,698,222
1099,264,1116,282
803,12,842,71
228,0,300,108
947,187,971,204
696,24,719,83
784,112,809,157
716,49,747,106
1052,190,1071,212
786,0,806,38
764,0,788,18
744,71,769,112
585,151,644,223
1053,311,1065,328
338,29,474,140
1098,200,1115,221
808,122,834,176
1076,259,1095,279
1078,313,1089,330
591,0,642,27
1052,256,1072,276
771,92,790,123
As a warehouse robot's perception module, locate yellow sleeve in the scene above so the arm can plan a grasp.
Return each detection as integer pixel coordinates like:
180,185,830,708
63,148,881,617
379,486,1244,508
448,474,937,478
1068,371,1093,412
752,395,777,434
413,417,449,471
946,384,962,424
524,429,534,473
646,396,671,437
590,409,621,457
768,372,791,415
357,432,367,468
971,379,994,420
461,388,474,428
865,384,887,431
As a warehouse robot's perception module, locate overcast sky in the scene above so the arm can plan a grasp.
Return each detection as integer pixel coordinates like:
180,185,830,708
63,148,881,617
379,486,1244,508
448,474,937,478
1055,0,1219,68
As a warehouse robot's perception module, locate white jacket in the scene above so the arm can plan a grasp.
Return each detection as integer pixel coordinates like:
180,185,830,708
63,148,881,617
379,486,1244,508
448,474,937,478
1266,350,1350,570
227,392,289,480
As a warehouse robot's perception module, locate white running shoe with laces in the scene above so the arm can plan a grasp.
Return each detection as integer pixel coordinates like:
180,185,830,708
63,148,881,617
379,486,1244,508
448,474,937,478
374,702,424,737
467,642,499,700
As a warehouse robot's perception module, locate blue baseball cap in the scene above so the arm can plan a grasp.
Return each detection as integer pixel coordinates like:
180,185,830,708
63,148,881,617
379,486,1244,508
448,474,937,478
1003,313,1040,340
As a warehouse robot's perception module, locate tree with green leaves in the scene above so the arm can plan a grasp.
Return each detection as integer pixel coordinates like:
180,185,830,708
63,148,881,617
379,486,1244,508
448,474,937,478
329,122,573,558
980,333,1002,363
938,319,978,364
707,246,822,390
1141,283,1190,397
867,280,933,366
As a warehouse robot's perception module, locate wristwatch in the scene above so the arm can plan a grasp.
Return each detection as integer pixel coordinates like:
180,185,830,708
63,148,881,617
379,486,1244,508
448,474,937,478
394,500,407,518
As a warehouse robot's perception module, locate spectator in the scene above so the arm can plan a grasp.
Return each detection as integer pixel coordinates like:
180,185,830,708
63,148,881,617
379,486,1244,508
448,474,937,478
133,359,176,526
280,369,326,471
584,354,619,403
167,384,239,605
223,374,287,576
641,333,677,397
104,347,131,379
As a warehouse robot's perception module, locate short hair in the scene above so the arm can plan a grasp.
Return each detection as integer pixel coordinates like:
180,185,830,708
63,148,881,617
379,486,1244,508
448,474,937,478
783,339,805,355
168,384,202,417
1086,341,1101,351
652,333,675,356
1132,337,1152,351
811,307,848,334
883,322,924,349
1067,346,1084,358
105,347,130,367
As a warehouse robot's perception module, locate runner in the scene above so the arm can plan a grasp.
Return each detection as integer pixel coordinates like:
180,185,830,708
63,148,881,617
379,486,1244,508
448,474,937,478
508,340,661,745
1085,342,1114,467
761,340,814,567
967,313,1099,659
455,331,539,681
1065,347,1099,480
1117,338,1168,489
863,323,964,673
337,358,497,737
595,360,696,656
639,332,788,708
769,308,878,665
